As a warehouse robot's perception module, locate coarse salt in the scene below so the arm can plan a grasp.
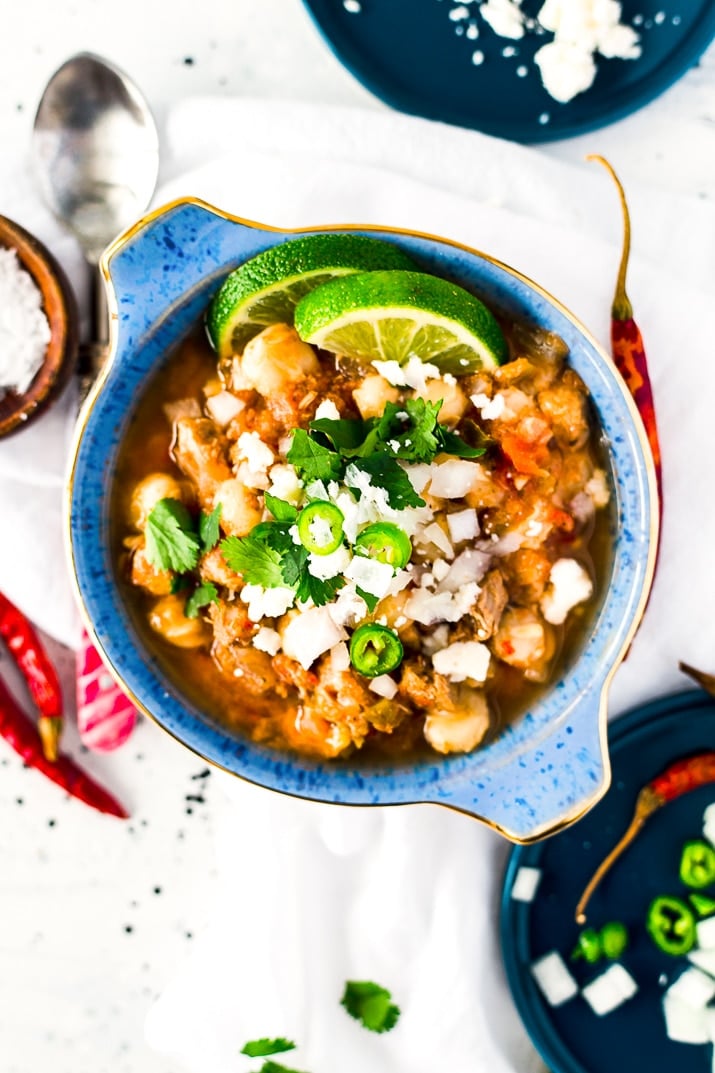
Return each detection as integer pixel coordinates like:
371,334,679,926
0,247,51,394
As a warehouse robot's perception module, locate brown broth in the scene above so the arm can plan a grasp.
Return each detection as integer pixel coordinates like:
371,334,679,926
112,324,614,762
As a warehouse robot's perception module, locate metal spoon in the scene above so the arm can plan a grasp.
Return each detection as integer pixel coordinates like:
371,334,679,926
32,52,159,391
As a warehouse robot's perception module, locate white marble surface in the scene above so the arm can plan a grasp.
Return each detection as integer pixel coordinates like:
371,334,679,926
0,3,714,1072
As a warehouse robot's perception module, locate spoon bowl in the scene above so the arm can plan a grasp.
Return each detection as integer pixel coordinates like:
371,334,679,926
32,52,159,265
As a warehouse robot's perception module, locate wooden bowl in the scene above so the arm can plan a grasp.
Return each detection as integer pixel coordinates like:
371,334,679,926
0,215,79,438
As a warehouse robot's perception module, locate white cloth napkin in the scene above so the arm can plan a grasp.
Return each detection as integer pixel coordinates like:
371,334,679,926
1,98,715,1073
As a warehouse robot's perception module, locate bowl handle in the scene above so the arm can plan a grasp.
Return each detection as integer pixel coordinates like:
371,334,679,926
425,684,611,844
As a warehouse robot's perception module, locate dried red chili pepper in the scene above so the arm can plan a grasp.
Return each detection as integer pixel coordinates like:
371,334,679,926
0,674,128,819
0,591,62,761
575,752,715,922
588,155,663,523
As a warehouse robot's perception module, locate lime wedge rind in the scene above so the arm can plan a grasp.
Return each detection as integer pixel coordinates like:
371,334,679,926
207,234,417,358
294,270,508,374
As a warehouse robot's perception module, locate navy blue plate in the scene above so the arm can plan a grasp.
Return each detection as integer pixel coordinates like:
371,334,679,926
302,1,715,143
501,689,715,1073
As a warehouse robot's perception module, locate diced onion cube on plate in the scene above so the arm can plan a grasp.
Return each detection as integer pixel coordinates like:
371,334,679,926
581,964,638,1016
703,803,715,847
667,967,715,1009
511,866,542,903
530,951,578,1007
697,917,715,950
688,949,715,978
369,674,398,699
663,994,710,1044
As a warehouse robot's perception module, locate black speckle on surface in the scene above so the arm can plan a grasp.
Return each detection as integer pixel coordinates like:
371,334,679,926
16,797,23,806
140,818,149,827
47,819,56,827
185,931,193,940
185,794,205,804
135,753,144,761
177,829,185,840
191,769,211,780
16,102,23,112
124,925,134,934
153,886,162,895
79,744,89,754
185,807,193,815
183,56,195,66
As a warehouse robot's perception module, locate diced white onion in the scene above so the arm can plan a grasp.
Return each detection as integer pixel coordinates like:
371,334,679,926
581,964,638,1016
314,399,341,421
667,967,715,1009
663,994,710,1044
688,949,715,978
266,463,303,504
307,545,352,580
446,508,479,544
329,641,351,672
704,803,715,848
697,918,715,951
369,674,398,700
511,866,542,903
417,522,454,559
206,390,245,427
401,462,434,494
438,549,491,592
327,584,369,628
345,556,395,598
281,607,346,669
530,952,578,1007
428,459,482,499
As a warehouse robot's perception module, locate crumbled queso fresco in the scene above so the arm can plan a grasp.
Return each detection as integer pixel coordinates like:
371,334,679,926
0,247,51,395
449,0,642,104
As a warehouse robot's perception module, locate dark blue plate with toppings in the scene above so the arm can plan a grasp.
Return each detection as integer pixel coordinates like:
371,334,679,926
301,1,715,143
500,689,715,1073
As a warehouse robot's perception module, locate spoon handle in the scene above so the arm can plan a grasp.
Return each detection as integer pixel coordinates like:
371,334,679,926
78,265,110,402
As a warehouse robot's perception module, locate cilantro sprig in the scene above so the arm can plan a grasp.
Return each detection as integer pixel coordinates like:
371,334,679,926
145,498,201,573
185,581,219,618
341,980,401,1034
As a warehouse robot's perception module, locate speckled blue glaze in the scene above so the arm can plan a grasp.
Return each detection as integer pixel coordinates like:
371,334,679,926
69,200,656,842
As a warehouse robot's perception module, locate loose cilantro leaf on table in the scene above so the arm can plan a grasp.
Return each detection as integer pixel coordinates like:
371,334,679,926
145,498,201,573
199,503,223,553
240,1038,296,1058
264,493,299,523
287,429,342,483
348,456,425,510
340,980,401,1034
184,582,219,619
220,534,286,588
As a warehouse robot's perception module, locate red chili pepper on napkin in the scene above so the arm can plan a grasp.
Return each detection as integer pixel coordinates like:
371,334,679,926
0,672,128,819
588,155,663,520
575,752,715,922
0,591,63,761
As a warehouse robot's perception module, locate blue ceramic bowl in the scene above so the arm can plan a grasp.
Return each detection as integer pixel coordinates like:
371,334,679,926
67,199,658,842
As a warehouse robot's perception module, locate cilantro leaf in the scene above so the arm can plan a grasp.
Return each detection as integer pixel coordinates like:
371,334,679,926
286,429,342,483
375,398,442,462
170,575,191,595
438,429,486,458
240,1038,296,1058
184,582,219,619
356,587,380,613
199,503,223,553
145,498,201,573
295,572,345,607
264,494,298,523
220,534,286,588
280,544,309,587
340,980,400,1034
309,417,369,452
348,456,425,510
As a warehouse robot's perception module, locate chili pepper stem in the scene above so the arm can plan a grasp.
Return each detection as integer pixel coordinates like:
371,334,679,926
575,786,662,923
679,661,715,697
586,155,633,321
38,715,62,762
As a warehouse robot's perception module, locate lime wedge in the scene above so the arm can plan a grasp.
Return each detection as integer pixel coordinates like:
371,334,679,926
207,234,417,358
293,270,507,374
